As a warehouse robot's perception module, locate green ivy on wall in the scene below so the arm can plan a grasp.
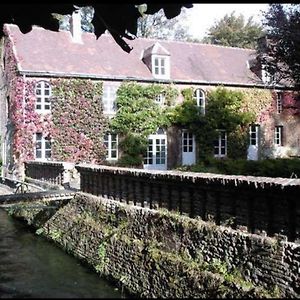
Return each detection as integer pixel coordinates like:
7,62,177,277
51,78,108,164
171,86,257,159
110,81,178,167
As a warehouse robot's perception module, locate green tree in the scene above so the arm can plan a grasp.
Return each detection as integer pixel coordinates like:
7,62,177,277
202,11,264,49
257,4,300,88
137,7,192,41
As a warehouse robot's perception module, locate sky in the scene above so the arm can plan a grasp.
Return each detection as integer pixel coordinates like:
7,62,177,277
184,3,270,40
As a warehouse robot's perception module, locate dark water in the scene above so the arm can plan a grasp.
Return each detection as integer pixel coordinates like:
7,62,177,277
0,209,125,298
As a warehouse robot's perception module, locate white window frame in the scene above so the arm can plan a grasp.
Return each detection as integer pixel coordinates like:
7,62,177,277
274,126,283,146
214,130,227,158
249,124,260,146
34,133,51,160
102,85,118,115
104,133,118,160
154,93,165,106
35,81,52,113
152,55,170,79
193,88,206,115
276,92,283,114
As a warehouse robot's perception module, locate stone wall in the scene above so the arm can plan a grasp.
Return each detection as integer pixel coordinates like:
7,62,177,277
76,164,300,242
7,192,299,298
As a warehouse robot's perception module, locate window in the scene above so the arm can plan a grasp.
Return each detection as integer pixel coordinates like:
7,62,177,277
102,85,117,114
214,130,227,158
182,131,194,153
274,126,283,146
35,81,51,112
276,92,283,113
154,57,165,76
193,89,205,115
249,124,260,146
104,133,118,160
155,93,165,106
152,55,170,79
35,133,51,160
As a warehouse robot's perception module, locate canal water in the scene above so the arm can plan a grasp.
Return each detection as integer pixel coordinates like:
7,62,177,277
0,209,125,298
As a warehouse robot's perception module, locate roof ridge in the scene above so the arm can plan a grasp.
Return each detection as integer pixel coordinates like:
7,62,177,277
5,24,255,52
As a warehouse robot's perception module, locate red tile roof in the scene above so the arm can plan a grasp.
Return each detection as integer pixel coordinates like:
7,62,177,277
5,24,261,86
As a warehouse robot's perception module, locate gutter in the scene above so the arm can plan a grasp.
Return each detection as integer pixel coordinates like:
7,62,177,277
18,70,294,91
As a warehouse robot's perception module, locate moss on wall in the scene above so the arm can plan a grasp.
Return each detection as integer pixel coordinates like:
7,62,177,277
7,192,298,298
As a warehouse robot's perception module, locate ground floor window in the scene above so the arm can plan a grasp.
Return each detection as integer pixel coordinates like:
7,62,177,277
35,133,51,160
214,130,227,158
274,126,283,146
104,133,118,160
249,124,260,146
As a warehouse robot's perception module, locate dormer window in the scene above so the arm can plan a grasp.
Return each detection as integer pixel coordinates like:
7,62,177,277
142,42,170,80
35,81,51,113
152,55,170,79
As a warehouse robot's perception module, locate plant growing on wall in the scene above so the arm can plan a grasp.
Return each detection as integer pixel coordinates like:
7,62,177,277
171,86,256,159
51,78,108,163
110,81,178,167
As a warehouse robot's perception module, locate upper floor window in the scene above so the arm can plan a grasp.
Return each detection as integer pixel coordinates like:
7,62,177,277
276,92,283,113
104,133,118,160
155,93,165,106
152,55,170,79
274,126,283,146
102,85,118,114
35,133,51,160
35,81,51,113
249,124,260,146
193,88,206,115
214,130,227,158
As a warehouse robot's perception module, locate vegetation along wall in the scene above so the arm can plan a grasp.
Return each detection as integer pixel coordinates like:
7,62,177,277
7,192,299,298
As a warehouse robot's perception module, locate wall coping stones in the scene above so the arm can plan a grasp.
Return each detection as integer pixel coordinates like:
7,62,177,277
76,164,300,190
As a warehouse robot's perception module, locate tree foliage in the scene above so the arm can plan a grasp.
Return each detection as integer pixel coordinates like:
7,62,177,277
0,3,192,52
257,4,300,89
202,11,264,49
136,7,192,41
54,6,94,33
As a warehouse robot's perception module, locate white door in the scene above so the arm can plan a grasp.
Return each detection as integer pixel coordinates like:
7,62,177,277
182,131,196,165
144,133,167,170
247,124,260,160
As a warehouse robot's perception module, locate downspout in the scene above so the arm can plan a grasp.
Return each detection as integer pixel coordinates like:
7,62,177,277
18,73,26,180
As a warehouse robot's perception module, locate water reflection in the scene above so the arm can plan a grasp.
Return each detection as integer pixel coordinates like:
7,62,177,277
0,209,125,298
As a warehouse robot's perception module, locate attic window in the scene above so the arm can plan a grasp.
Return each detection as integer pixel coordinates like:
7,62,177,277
152,55,170,79
35,81,52,113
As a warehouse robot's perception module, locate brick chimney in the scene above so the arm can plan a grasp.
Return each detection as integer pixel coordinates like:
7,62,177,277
70,9,82,43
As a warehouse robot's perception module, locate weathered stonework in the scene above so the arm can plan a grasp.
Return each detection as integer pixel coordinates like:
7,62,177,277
76,164,300,242
7,192,299,298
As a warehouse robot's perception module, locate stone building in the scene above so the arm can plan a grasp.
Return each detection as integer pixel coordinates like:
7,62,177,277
0,12,299,179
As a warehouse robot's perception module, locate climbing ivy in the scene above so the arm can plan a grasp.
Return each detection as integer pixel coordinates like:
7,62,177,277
110,81,178,167
51,78,108,164
171,86,256,159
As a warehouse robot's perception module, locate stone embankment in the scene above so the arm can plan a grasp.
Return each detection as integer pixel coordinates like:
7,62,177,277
5,192,299,298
